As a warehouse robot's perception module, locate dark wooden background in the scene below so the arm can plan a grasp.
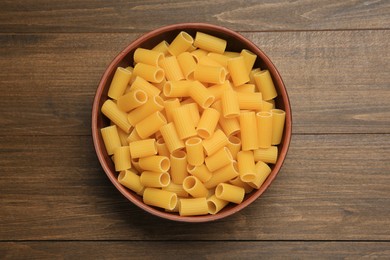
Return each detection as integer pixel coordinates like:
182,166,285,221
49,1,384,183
1,1,389,258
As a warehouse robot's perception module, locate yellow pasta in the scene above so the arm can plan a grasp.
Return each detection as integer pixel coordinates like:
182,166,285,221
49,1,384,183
221,89,240,118
253,146,278,164
224,51,240,58
117,127,130,146
194,32,227,54
163,80,191,98
177,52,197,80
133,63,165,83
207,52,230,68
226,135,241,160
179,197,208,216
191,49,208,62
159,122,185,153
207,80,232,100
183,176,209,198
207,195,229,214
134,48,165,67
271,109,286,145
187,164,212,183
117,89,148,112
108,67,133,100
159,56,184,81
127,95,165,126
152,40,170,55
156,137,170,157
140,171,170,188
261,100,275,112
168,31,194,56
193,65,226,85
171,106,197,140
215,183,245,204
256,111,273,148
139,155,170,172
181,103,200,126
196,108,220,139
127,127,142,143
249,161,272,189
129,76,161,97
131,158,142,174
162,182,189,198
237,92,263,110
205,147,233,172
185,137,204,166
129,138,157,159
101,100,132,133
198,55,224,67
113,146,131,172
234,83,256,93
202,129,228,156
118,169,144,194
163,98,180,123
229,176,254,194
239,111,259,151
240,49,257,73
227,56,250,87
211,100,240,136
170,150,188,185
249,68,261,84
237,151,256,183
135,111,167,139
204,161,240,189
188,81,215,109
143,188,177,211
100,125,122,155
253,70,277,101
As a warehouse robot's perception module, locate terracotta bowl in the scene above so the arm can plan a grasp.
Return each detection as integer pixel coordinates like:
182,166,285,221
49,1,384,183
92,23,292,222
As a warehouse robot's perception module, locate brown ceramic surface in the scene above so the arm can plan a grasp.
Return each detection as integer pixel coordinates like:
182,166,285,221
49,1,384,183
92,23,292,222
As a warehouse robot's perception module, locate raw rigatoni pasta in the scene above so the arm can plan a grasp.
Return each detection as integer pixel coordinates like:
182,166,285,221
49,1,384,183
256,111,273,148
134,48,165,67
194,32,227,54
254,70,277,101
108,67,132,100
143,188,177,211
133,63,165,83
100,125,122,155
271,109,286,145
113,146,131,172
129,139,157,159
139,155,170,172
170,150,188,184
207,195,229,214
117,89,148,112
101,30,287,217
215,183,245,204
118,169,144,194
168,31,194,56
101,100,132,133
179,197,208,216
185,137,204,166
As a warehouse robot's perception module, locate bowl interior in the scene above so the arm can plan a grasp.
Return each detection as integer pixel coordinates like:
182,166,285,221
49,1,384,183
92,23,292,222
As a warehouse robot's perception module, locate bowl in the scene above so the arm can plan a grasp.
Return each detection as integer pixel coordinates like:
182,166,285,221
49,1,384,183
92,23,292,222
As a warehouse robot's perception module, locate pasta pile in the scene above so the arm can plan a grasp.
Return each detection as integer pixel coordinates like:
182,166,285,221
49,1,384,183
100,31,286,216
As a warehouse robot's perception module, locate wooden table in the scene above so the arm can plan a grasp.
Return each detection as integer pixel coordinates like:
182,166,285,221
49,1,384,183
1,1,389,258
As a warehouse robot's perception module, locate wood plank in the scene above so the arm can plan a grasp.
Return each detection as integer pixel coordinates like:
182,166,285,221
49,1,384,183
0,30,389,135
1,241,389,259
0,0,389,33
1,134,389,240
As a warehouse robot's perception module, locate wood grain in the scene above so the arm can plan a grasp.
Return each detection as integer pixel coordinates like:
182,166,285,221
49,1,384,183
1,241,389,259
1,134,389,240
0,0,389,33
0,30,389,136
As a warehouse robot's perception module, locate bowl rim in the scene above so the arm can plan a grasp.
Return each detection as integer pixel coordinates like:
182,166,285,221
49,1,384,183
92,22,292,222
